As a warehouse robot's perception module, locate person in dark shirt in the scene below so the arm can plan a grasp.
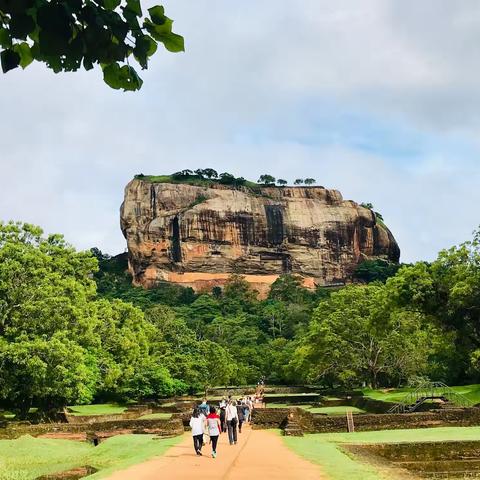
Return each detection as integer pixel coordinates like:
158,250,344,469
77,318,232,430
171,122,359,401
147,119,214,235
236,400,245,433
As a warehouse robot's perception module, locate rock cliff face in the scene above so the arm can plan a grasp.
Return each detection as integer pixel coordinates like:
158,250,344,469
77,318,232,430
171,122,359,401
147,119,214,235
120,179,400,295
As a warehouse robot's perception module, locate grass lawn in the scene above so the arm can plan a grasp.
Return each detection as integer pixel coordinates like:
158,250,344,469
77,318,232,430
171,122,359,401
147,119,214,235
67,404,127,416
308,406,365,415
284,426,480,480
265,404,364,415
265,393,319,397
0,434,183,480
139,413,172,420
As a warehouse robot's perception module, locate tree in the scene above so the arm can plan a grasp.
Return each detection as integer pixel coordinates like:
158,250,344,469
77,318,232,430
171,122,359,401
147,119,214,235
276,179,288,186
293,285,442,388
0,334,97,418
258,174,276,185
304,178,316,185
194,169,205,178
0,222,99,415
293,179,304,185
0,1,184,91
218,172,235,184
202,168,218,179
146,305,235,392
353,259,401,283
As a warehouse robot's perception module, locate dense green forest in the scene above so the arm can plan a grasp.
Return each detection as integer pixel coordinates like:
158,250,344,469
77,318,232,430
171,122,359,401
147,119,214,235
1,221,480,416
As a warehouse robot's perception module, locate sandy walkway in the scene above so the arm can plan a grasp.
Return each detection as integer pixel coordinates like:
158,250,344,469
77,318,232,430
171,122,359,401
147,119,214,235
106,426,322,480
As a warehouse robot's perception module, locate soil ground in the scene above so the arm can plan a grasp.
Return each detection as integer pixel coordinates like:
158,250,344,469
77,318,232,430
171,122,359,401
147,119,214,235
106,426,323,480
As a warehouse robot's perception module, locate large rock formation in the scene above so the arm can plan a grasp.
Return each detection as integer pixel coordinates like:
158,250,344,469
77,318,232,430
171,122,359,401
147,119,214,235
120,179,400,295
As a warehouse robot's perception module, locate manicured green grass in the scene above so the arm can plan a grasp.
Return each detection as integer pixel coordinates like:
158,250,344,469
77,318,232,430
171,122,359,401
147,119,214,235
266,393,319,397
284,434,382,480
139,413,172,420
0,434,183,480
308,406,365,415
284,427,480,480
67,404,127,416
266,404,364,415
322,426,480,444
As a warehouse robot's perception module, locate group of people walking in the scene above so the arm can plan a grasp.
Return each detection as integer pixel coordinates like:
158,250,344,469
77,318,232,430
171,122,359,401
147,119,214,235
189,396,256,458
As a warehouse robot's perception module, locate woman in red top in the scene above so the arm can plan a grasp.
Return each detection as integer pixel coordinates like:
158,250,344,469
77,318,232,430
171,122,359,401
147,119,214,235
206,406,222,458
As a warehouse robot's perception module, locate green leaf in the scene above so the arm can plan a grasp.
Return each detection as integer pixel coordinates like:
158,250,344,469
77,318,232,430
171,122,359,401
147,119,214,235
148,5,166,25
13,42,33,69
126,0,142,16
104,0,121,10
1,48,20,73
144,18,184,52
158,32,184,53
144,17,172,36
0,28,11,49
102,62,143,91
9,14,35,40
133,35,157,68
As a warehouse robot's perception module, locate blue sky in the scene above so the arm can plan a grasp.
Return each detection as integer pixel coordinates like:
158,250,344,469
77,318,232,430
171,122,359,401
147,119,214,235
1,0,480,262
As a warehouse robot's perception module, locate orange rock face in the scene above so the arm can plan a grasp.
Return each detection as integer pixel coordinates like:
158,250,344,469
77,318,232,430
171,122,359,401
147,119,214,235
120,179,400,294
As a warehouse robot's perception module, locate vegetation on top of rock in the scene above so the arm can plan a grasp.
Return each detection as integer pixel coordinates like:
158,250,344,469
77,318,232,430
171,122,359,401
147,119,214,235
0,1,183,91
258,174,276,185
360,202,385,221
134,171,322,189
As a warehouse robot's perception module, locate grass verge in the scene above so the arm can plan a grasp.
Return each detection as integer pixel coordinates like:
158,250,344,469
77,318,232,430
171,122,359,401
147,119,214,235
0,434,183,480
283,426,480,480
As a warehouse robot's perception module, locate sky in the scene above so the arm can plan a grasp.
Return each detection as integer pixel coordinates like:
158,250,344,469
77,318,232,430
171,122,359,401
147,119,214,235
1,0,480,263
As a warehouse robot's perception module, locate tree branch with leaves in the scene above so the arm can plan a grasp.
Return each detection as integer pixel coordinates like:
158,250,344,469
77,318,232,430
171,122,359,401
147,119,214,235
0,0,184,91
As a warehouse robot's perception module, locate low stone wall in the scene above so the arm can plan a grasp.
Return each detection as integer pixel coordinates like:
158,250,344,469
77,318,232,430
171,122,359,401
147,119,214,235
0,417,184,440
311,408,480,433
349,396,397,414
251,407,480,433
66,413,127,424
349,440,480,462
251,408,290,429
65,404,152,424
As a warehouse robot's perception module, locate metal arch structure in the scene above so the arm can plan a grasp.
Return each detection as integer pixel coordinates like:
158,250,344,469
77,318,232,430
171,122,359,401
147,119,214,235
388,381,474,414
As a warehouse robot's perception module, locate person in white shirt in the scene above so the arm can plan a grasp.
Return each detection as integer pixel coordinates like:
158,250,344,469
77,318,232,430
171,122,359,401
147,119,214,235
225,400,239,445
206,406,222,458
189,408,206,455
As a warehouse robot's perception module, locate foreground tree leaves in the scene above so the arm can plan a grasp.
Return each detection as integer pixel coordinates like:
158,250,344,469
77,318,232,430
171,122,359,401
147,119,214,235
0,0,184,91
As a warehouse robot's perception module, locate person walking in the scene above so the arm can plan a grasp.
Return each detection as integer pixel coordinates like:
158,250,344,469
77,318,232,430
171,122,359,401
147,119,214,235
226,399,239,445
219,404,227,433
206,406,222,458
189,408,206,456
199,398,210,417
236,400,245,433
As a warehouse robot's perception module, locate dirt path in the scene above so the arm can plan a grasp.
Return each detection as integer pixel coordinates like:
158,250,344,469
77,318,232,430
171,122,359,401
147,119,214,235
106,426,322,480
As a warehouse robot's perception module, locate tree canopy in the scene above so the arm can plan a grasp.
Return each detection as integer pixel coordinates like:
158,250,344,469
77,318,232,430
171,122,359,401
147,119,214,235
4,219,480,412
0,1,184,91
